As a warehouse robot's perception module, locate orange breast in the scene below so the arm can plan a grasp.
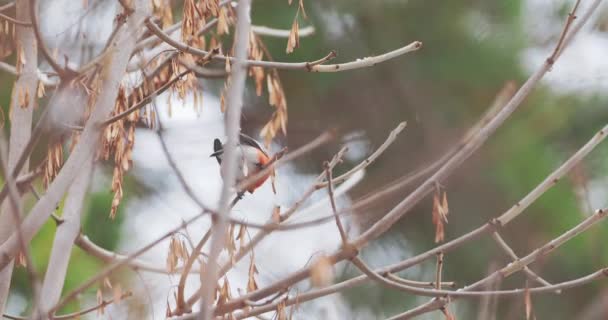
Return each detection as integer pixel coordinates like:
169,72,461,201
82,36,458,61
247,151,271,193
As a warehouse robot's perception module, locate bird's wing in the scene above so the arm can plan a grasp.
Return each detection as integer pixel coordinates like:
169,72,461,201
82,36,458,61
239,133,268,156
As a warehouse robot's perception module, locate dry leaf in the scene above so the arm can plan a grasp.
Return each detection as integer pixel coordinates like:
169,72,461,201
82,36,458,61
166,236,179,272
217,6,230,35
272,206,281,223
432,190,449,243
310,254,334,287
286,18,299,53
224,54,232,73
217,277,232,306
96,288,104,316
181,0,196,40
37,80,45,98
16,251,26,267
43,141,64,189
276,301,287,320
236,224,247,248
247,253,259,292
226,223,236,263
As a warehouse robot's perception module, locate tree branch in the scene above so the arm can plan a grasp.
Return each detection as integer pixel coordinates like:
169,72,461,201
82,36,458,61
0,0,37,313
38,160,92,315
144,18,421,72
198,0,252,318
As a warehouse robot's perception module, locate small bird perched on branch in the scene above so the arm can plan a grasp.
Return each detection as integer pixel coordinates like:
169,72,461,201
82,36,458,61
210,133,271,194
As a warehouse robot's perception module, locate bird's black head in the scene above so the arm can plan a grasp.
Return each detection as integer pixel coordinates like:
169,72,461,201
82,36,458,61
210,138,223,164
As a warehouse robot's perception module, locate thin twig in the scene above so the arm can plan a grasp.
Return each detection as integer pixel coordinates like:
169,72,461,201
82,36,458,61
3,291,133,320
144,18,421,72
75,234,199,274
175,229,212,313
491,232,555,290
29,0,74,77
386,274,455,288
252,25,315,38
325,163,347,243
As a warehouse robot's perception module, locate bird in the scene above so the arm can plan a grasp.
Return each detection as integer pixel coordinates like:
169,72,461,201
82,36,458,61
210,133,271,194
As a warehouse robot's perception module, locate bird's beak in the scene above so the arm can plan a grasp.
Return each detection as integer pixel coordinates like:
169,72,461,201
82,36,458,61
210,150,222,158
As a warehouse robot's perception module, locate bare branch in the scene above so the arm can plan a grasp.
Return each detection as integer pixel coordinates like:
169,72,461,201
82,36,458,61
325,163,347,244
198,0,252,318
75,234,199,274
0,0,37,313
252,25,315,38
491,232,554,290
38,160,93,315
144,18,421,72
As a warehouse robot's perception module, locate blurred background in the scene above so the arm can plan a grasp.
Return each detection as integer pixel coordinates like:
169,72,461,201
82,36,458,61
2,0,608,319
